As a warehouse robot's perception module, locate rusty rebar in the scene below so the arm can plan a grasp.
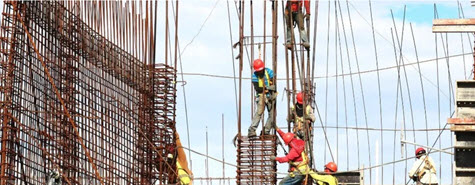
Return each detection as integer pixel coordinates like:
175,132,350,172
0,1,178,184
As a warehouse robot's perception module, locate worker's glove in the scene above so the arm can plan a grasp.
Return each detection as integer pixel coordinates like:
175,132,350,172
411,174,419,181
304,14,311,20
270,156,276,161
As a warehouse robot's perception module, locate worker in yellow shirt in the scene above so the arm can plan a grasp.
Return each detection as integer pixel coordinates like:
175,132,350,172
167,132,193,185
177,161,191,185
312,162,339,185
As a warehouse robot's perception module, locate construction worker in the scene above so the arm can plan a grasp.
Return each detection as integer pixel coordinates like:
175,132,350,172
271,127,338,185
315,162,339,185
248,59,276,137
287,92,315,140
167,133,193,185
285,0,310,50
176,161,191,185
271,127,307,184
409,147,438,185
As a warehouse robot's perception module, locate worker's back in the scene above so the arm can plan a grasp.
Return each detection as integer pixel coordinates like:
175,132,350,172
315,174,338,185
409,155,438,184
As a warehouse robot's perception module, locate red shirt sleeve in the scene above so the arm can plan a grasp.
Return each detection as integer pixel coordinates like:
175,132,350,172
304,0,310,14
276,147,300,163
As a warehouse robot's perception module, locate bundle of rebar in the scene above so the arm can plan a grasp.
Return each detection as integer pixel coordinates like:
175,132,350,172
0,1,177,184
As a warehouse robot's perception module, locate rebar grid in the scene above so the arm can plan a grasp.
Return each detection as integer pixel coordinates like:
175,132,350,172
237,136,277,185
0,1,177,184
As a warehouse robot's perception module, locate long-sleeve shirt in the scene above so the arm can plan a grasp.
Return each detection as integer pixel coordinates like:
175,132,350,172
314,174,338,185
275,129,305,163
408,155,438,184
286,0,310,14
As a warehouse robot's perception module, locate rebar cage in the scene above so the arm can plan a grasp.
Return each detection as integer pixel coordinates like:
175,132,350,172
0,1,177,184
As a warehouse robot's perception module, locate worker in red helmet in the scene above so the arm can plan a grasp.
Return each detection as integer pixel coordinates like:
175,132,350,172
271,126,338,185
287,92,315,140
248,59,276,137
313,162,339,185
285,0,310,50
409,147,438,185
271,126,307,184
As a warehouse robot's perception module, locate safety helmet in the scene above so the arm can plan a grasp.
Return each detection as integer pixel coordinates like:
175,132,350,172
296,92,304,104
324,162,338,173
253,59,265,71
415,147,426,157
282,132,295,145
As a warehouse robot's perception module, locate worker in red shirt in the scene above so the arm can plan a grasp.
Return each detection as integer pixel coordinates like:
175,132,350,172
271,126,339,185
285,0,310,50
271,127,307,184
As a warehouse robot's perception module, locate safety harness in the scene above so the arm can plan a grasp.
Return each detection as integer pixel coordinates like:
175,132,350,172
416,156,436,181
292,105,312,134
287,151,310,178
257,70,273,88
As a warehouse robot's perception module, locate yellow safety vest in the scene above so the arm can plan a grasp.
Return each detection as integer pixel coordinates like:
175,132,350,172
177,162,191,185
290,151,309,172
257,70,273,88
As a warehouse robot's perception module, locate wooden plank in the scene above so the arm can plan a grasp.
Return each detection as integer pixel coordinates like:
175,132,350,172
448,118,475,124
433,19,475,25
450,125,475,132
433,25,475,33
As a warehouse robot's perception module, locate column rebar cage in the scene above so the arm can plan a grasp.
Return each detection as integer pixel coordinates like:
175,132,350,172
0,1,177,184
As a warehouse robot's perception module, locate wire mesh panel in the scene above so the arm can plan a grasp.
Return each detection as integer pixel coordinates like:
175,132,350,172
0,1,176,184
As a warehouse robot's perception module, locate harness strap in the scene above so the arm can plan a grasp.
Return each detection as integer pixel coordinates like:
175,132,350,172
417,157,436,179
258,70,272,88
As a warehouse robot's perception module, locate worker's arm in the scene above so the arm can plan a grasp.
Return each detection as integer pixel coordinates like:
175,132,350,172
287,106,295,122
275,128,300,163
305,106,316,122
304,0,310,14
428,156,437,174
408,159,422,180
310,174,338,185
267,68,276,91
275,147,299,163
253,81,264,93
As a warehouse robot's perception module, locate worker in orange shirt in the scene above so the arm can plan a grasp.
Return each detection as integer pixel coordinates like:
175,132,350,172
285,0,310,50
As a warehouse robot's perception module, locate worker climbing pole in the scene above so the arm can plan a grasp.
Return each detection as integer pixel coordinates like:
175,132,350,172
235,0,328,184
282,0,318,174
236,0,279,184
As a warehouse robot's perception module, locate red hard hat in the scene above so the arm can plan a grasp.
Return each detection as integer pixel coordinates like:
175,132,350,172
282,132,295,145
415,147,426,156
324,162,338,173
296,92,303,104
253,59,265,71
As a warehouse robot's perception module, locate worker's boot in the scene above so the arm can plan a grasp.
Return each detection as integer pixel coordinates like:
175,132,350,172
248,130,257,137
302,42,310,50
262,130,270,136
286,42,293,50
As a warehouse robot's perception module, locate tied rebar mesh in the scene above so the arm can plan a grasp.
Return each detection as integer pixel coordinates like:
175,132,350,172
0,1,177,184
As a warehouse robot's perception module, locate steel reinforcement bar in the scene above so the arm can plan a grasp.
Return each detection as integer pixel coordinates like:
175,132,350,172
0,1,177,185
